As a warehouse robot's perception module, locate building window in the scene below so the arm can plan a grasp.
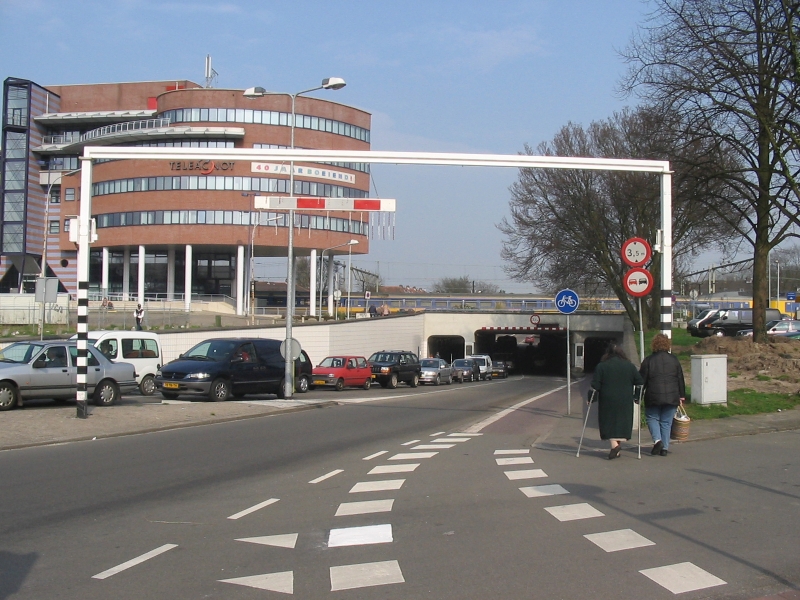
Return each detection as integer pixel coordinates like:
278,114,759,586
64,218,70,232
65,188,75,201
49,220,60,234
2,223,24,253
50,191,60,204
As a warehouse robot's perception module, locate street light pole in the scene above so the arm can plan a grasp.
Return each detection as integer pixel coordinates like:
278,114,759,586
346,239,359,319
318,239,358,319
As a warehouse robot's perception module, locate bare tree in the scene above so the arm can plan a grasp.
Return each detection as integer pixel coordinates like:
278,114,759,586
433,276,500,294
500,107,738,329
620,0,800,341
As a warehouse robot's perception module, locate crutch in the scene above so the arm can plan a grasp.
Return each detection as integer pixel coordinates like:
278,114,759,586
577,389,596,457
635,385,644,459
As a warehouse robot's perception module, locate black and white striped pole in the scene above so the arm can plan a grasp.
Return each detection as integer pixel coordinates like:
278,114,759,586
76,157,94,418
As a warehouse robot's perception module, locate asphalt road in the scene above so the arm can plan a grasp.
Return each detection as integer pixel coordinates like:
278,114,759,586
1,376,798,599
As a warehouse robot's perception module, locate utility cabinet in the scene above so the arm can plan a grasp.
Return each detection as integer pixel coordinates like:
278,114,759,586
691,354,727,405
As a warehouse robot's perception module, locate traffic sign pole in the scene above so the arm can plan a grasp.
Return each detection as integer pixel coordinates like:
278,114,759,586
555,289,580,416
566,314,570,416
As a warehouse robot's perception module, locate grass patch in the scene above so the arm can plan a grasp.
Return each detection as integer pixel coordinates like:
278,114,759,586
729,372,740,378
684,388,800,420
755,374,772,381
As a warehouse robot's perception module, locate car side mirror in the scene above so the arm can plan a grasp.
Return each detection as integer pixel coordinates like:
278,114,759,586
232,355,243,363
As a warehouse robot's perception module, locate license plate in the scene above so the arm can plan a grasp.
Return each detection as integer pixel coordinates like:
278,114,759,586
163,382,179,389
371,374,377,379
313,380,326,386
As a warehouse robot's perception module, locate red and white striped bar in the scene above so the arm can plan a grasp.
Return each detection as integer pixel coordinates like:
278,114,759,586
254,196,396,212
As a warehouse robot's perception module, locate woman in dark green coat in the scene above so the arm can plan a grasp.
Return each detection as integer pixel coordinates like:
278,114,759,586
590,343,644,459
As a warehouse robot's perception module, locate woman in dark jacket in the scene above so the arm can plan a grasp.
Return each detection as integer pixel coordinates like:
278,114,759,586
639,333,686,456
590,343,644,459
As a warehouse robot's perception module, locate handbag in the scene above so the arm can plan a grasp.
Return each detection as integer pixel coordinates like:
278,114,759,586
670,404,690,441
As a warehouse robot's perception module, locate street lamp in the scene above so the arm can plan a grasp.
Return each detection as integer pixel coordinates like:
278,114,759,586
346,239,360,319
244,77,346,399
319,239,358,319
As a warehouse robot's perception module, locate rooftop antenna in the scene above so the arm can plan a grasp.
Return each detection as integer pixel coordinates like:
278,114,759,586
205,55,218,88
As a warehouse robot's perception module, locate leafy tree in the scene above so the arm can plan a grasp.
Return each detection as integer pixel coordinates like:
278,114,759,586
620,0,800,341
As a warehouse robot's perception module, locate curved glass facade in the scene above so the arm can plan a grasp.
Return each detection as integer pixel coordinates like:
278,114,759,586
160,107,370,143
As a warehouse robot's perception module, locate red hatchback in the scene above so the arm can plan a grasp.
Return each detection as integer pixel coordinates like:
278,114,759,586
312,356,372,391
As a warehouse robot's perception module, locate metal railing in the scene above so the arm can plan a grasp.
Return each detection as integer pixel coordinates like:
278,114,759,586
80,118,172,143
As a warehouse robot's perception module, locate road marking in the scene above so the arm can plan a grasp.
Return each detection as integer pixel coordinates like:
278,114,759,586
388,452,438,460
463,386,568,432
449,432,482,436
494,449,530,455
227,498,279,520
330,560,405,591
236,533,298,549
369,463,420,475
220,571,294,593
309,469,344,484
328,524,393,547
584,529,655,552
350,479,405,493
432,437,469,443
520,484,569,497
504,469,547,480
411,444,455,450
545,503,605,522
335,499,395,516
401,439,421,446
640,563,726,594
362,451,388,460
495,457,534,465
430,431,446,436
92,544,178,579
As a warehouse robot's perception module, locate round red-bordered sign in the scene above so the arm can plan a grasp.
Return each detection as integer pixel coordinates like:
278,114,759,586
621,237,652,267
530,314,541,325
623,268,653,297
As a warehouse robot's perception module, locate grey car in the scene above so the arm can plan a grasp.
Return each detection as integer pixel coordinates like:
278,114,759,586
419,358,453,385
0,341,138,411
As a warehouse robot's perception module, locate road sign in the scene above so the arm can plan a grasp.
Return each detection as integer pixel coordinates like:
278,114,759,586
555,289,580,314
689,289,699,300
787,291,797,301
621,237,652,267
529,314,541,324
280,338,302,361
623,268,654,297
365,291,371,300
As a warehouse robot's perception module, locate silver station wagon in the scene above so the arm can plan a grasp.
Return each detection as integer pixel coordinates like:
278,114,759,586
0,341,138,411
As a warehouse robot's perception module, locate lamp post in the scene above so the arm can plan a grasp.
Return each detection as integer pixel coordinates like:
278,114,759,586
776,260,781,307
346,239,359,319
319,239,358,319
244,77,346,399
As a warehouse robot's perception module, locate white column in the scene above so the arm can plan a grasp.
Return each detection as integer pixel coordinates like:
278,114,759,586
327,255,335,315
101,247,109,298
122,247,130,301
236,244,245,316
184,244,192,312
137,245,146,305
660,171,673,338
310,248,317,317
167,246,176,301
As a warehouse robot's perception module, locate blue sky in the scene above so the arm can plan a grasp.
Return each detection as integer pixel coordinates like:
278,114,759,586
1,0,654,293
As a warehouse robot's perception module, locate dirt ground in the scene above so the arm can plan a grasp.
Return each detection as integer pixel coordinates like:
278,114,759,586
674,336,800,395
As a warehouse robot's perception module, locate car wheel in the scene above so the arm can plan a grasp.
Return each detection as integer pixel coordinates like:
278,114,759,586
296,375,310,393
362,378,371,390
335,378,345,391
209,378,230,402
139,374,156,396
447,375,452,384
410,373,419,388
276,378,286,399
161,392,179,400
487,374,492,381
387,373,399,389
434,374,440,386
0,382,18,411
94,379,119,406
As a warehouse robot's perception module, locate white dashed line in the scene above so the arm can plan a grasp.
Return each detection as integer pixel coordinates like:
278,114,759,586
227,498,279,520
328,524,393,547
494,449,530,455
388,452,438,460
362,451,388,460
495,457,534,465
411,444,454,450
335,499,395,516
584,529,655,552
401,440,421,446
449,432,482,437
368,463,420,475
349,479,405,493
544,503,605,522
92,544,178,580
309,469,344,484
504,469,547,480
220,571,294,593
430,431,446,436
236,533,298,549
330,560,405,591
640,563,726,594
520,484,569,497
432,438,469,443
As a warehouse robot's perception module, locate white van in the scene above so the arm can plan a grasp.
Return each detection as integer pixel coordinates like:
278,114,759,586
71,331,162,395
466,354,493,380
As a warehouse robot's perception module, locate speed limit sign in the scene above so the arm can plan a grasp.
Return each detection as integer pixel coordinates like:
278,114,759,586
530,314,541,325
621,237,652,267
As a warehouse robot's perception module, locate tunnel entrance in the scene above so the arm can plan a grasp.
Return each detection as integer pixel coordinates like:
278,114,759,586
427,336,465,362
583,337,618,372
473,329,569,375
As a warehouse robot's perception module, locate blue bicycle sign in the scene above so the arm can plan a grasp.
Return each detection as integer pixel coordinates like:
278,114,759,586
555,289,580,314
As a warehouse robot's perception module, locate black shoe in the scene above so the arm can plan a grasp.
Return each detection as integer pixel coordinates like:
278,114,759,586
608,446,621,460
660,448,668,456
651,440,663,455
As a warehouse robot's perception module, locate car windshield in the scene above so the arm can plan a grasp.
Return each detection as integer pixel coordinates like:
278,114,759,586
369,353,398,363
420,359,439,367
0,342,46,363
183,340,238,361
766,320,780,329
319,357,346,368
453,359,470,367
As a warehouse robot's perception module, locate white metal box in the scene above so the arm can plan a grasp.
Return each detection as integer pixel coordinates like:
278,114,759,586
691,354,727,405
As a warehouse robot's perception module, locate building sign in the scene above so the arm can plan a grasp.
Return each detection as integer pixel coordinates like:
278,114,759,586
169,160,234,174
250,162,356,185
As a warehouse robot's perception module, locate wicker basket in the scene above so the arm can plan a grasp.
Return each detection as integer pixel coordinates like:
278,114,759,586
670,405,690,441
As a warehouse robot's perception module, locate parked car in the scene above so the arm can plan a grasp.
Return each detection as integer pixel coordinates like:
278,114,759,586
71,330,162,396
0,341,137,411
696,308,782,337
737,320,800,336
154,338,312,401
312,356,372,391
491,360,509,379
451,358,480,382
419,358,453,385
368,350,421,389
687,309,721,337
466,354,493,380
